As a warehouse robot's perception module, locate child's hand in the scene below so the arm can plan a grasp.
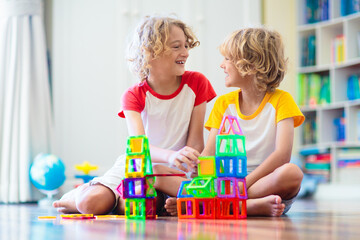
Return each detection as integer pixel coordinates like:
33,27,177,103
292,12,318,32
168,146,200,172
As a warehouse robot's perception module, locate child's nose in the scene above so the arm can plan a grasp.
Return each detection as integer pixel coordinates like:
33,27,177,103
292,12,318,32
182,48,189,57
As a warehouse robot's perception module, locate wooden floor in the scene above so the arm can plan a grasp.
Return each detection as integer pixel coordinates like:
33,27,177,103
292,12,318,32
1,198,360,240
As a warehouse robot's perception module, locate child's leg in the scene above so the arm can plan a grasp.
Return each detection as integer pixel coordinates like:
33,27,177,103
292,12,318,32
54,154,127,214
247,163,303,200
162,163,303,217
53,183,117,214
152,164,189,215
246,163,303,216
152,164,188,197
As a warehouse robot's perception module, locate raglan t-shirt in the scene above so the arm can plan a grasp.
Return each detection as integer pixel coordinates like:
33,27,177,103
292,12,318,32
205,89,304,171
119,71,216,151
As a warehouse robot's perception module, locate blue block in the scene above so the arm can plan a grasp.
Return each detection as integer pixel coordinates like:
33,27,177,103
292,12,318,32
216,156,247,178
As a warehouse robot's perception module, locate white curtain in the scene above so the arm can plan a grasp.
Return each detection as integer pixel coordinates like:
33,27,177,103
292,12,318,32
0,0,53,203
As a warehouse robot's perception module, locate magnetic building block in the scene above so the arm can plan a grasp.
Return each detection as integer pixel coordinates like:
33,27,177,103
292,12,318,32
176,114,248,220
186,177,217,198
198,156,216,177
216,134,246,157
218,115,243,135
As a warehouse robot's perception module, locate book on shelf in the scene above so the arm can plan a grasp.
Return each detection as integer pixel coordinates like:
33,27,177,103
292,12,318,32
347,74,360,100
301,35,316,67
306,153,331,163
334,117,346,142
305,0,329,23
357,31,360,57
331,35,345,63
341,0,360,16
302,115,317,145
299,147,329,156
298,73,330,107
302,150,331,182
337,148,360,168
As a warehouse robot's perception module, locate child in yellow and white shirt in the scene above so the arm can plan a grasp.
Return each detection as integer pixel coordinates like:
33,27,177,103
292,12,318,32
201,27,305,217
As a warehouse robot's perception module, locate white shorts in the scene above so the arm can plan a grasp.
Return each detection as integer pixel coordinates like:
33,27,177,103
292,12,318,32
90,154,191,210
90,154,127,199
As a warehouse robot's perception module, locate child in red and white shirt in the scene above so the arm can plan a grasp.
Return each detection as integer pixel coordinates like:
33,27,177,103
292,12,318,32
53,15,216,215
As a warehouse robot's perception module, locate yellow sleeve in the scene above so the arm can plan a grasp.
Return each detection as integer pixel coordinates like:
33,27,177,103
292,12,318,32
205,95,229,131
276,91,305,127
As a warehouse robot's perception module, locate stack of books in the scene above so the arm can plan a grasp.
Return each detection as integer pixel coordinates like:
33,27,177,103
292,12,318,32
338,148,360,168
304,153,331,182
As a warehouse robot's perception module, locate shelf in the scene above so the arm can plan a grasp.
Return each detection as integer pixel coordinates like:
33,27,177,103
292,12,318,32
297,0,360,189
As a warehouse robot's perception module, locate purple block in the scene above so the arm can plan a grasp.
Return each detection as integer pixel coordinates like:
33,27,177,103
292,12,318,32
217,177,236,198
123,177,146,198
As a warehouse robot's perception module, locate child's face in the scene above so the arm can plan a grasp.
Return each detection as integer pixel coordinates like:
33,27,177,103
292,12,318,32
149,25,189,77
220,57,243,88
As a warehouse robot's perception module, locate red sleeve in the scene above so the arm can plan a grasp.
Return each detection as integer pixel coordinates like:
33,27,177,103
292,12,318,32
118,84,146,118
185,71,217,106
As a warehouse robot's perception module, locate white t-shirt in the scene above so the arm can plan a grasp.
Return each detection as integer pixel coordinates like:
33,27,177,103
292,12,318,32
205,89,304,172
119,71,216,152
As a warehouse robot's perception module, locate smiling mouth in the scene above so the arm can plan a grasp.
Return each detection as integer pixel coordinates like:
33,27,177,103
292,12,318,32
176,61,185,64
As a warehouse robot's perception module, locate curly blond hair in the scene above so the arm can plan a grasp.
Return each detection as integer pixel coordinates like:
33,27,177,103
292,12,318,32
127,15,200,81
219,28,288,92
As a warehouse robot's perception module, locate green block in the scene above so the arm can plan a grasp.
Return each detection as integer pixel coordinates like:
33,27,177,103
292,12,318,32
216,135,246,157
125,198,146,220
186,176,216,198
126,135,150,156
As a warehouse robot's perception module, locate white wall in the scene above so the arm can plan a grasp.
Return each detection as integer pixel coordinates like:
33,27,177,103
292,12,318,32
49,0,262,191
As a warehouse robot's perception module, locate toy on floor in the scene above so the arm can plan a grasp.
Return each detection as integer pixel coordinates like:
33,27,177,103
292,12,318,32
74,161,98,185
116,135,185,220
29,153,66,206
177,115,248,219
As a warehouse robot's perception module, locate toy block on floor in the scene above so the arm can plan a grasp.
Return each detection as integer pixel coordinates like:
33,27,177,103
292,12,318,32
125,135,153,178
145,198,157,219
186,177,217,198
116,179,125,198
177,198,197,219
216,156,236,177
123,177,146,198
176,115,248,220
216,198,246,219
235,199,247,219
216,134,246,157
125,155,154,178
195,198,216,219
198,156,216,177
217,177,237,198
177,180,194,198
236,178,248,200
145,176,157,198
235,155,247,178
125,198,146,220
218,115,243,135
126,135,150,156
216,155,247,178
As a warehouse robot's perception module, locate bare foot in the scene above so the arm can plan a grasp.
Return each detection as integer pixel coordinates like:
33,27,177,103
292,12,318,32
164,197,178,216
247,195,285,217
52,188,80,214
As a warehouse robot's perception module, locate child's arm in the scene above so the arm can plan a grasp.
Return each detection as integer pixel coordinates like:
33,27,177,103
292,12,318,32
186,102,207,153
123,110,199,172
245,118,294,189
201,128,218,156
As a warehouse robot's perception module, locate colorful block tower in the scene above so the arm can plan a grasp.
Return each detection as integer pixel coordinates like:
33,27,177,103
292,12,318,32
116,135,157,220
177,115,248,219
